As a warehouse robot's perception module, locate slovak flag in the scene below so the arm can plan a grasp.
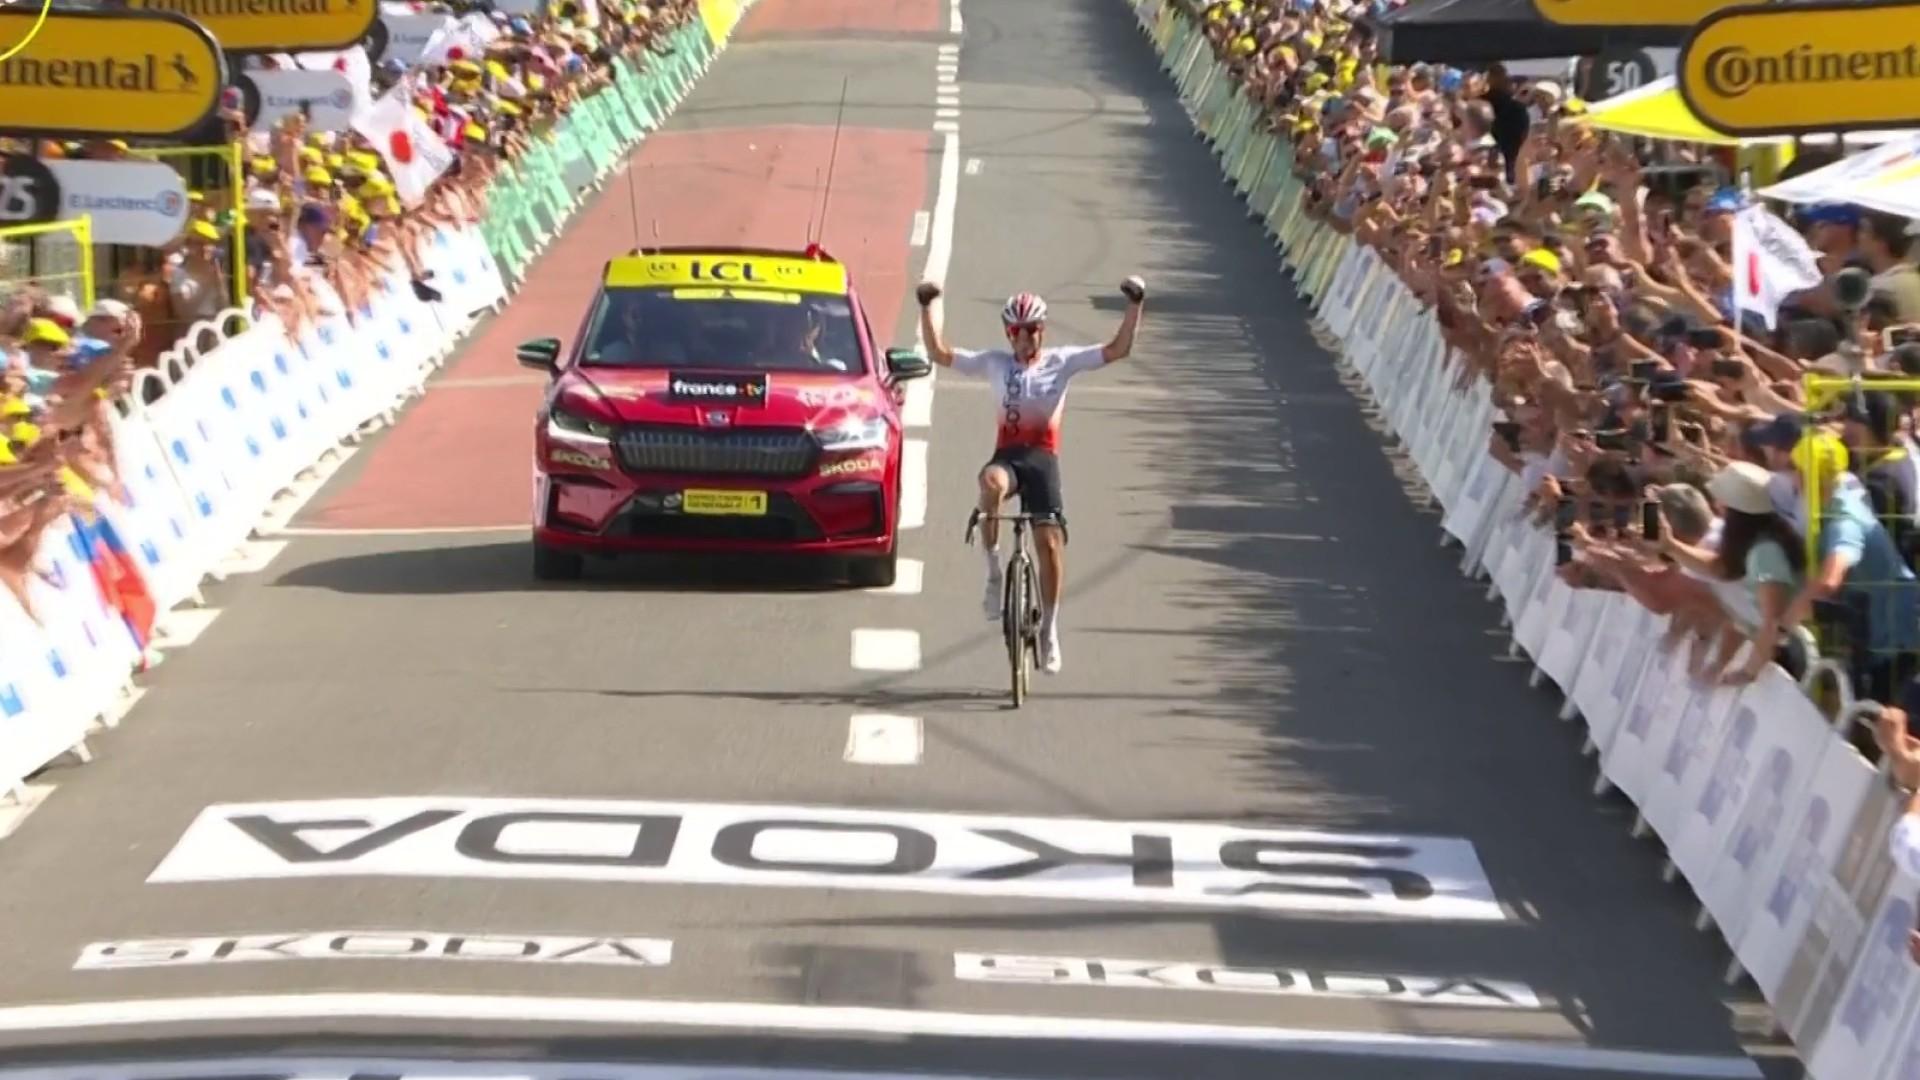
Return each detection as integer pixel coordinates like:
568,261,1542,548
1732,203,1824,331
352,87,455,207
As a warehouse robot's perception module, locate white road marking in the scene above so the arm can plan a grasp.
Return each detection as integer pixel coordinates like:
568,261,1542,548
867,557,923,595
908,209,930,247
949,0,962,34
266,525,528,537
154,608,221,651
0,994,1766,1077
936,107,962,119
851,629,922,672
900,438,928,528
933,120,960,133
938,93,962,107
902,373,934,427
964,156,981,174
844,714,924,765
936,63,959,74
937,42,960,55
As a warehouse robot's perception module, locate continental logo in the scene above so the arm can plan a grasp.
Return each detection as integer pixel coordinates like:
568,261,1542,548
120,0,377,53
1679,1,1920,136
0,10,224,138
1698,43,1920,98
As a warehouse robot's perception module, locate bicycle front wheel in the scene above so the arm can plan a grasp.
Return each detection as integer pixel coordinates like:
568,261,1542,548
1004,556,1029,707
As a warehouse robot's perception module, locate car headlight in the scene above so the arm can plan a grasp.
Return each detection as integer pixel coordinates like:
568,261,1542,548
815,415,891,452
550,406,614,440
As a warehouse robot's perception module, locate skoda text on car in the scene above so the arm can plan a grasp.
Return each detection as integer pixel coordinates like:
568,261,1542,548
519,246,931,586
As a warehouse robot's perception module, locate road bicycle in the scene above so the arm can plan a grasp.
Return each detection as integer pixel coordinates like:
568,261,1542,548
965,507,1061,707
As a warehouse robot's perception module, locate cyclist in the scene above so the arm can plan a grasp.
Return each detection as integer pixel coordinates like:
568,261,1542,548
915,275,1148,674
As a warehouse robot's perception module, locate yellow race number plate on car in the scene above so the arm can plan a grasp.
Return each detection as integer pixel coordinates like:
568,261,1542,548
682,489,768,516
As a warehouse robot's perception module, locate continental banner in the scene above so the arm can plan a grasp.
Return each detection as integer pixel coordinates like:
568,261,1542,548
1680,0,1920,136
0,9,225,139
1533,0,1733,25
111,0,379,54
698,0,743,47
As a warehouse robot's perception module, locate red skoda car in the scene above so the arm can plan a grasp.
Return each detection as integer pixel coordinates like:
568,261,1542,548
519,246,931,587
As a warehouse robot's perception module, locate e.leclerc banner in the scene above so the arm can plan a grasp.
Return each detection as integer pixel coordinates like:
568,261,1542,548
111,0,379,54
0,8,225,139
1681,0,1920,137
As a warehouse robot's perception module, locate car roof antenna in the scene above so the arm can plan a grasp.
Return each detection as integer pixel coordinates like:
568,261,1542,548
808,76,851,257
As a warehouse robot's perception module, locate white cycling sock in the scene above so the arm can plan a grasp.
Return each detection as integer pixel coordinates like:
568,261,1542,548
1042,602,1061,637
981,542,1001,575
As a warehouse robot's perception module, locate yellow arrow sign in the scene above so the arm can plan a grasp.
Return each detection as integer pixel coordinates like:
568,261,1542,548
1533,0,1737,26
0,8,225,139
118,0,377,54
1679,0,1920,137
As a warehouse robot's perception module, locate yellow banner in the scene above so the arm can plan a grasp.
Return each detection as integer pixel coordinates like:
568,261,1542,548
1680,0,1920,136
607,253,849,294
119,0,378,54
0,9,225,138
1533,0,1733,26
698,0,743,47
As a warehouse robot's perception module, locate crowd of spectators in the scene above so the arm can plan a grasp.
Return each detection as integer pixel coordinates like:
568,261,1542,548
1192,0,1920,739
0,0,699,621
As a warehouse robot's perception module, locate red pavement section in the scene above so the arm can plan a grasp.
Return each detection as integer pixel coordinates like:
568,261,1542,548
303,125,932,531
739,0,940,37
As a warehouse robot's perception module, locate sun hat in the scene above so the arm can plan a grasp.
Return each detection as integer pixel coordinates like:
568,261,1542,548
1707,461,1775,515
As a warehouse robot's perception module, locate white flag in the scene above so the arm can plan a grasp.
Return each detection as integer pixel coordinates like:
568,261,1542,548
352,87,455,207
1732,204,1824,331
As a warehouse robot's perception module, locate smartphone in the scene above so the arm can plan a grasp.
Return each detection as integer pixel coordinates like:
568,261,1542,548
1687,327,1724,349
1428,235,1444,258
1553,497,1578,532
1651,404,1672,443
1555,536,1575,566
1594,429,1631,452
1492,420,1522,452
1884,325,1920,351
1710,356,1746,379
1469,174,1501,191
1630,359,1660,380
1641,500,1662,540
1611,503,1634,532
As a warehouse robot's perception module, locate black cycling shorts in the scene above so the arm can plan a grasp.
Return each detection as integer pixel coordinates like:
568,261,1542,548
985,445,1066,528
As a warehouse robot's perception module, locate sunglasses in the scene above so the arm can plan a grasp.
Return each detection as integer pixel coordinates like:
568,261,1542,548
1006,323,1043,337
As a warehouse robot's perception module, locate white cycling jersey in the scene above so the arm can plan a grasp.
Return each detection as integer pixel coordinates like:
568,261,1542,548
951,344,1108,452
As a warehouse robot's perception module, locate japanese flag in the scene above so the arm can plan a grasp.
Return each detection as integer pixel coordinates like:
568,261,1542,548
352,87,455,206
1732,203,1824,331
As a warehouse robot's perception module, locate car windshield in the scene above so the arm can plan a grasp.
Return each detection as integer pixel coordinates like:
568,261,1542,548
578,286,865,374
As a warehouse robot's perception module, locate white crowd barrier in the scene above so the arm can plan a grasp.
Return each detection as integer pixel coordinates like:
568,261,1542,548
1132,1,1920,1074
0,27,726,804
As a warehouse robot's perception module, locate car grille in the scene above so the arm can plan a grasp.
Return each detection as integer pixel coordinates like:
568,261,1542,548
616,425,817,477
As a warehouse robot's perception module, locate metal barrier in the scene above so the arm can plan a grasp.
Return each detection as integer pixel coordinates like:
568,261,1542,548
0,218,95,308
1131,2,1920,1075
129,141,249,308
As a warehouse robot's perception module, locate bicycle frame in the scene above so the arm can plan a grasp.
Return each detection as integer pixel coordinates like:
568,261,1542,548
965,508,1057,707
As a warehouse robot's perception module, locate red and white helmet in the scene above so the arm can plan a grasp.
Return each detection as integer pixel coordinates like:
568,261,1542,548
1001,292,1048,328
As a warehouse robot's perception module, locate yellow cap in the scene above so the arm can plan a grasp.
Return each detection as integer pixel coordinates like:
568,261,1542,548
299,146,323,164
190,219,221,241
1519,248,1562,276
359,176,395,197
304,165,333,187
249,155,277,176
1795,430,1849,490
463,122,488,142
1444,248,1466,267
22,318,69,347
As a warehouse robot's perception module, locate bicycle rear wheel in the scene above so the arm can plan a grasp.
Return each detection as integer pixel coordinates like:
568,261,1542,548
1003,554,1029,707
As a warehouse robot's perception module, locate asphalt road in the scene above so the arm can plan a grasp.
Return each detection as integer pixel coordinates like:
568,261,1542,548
0,2,1792,1078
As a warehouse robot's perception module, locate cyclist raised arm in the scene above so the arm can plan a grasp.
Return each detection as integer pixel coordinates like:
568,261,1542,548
915,275,1148,676
915,282,957,367
1103,275,1147,362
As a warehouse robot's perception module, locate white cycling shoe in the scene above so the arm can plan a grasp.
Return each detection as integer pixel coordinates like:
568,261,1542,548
1039,629,1063,674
